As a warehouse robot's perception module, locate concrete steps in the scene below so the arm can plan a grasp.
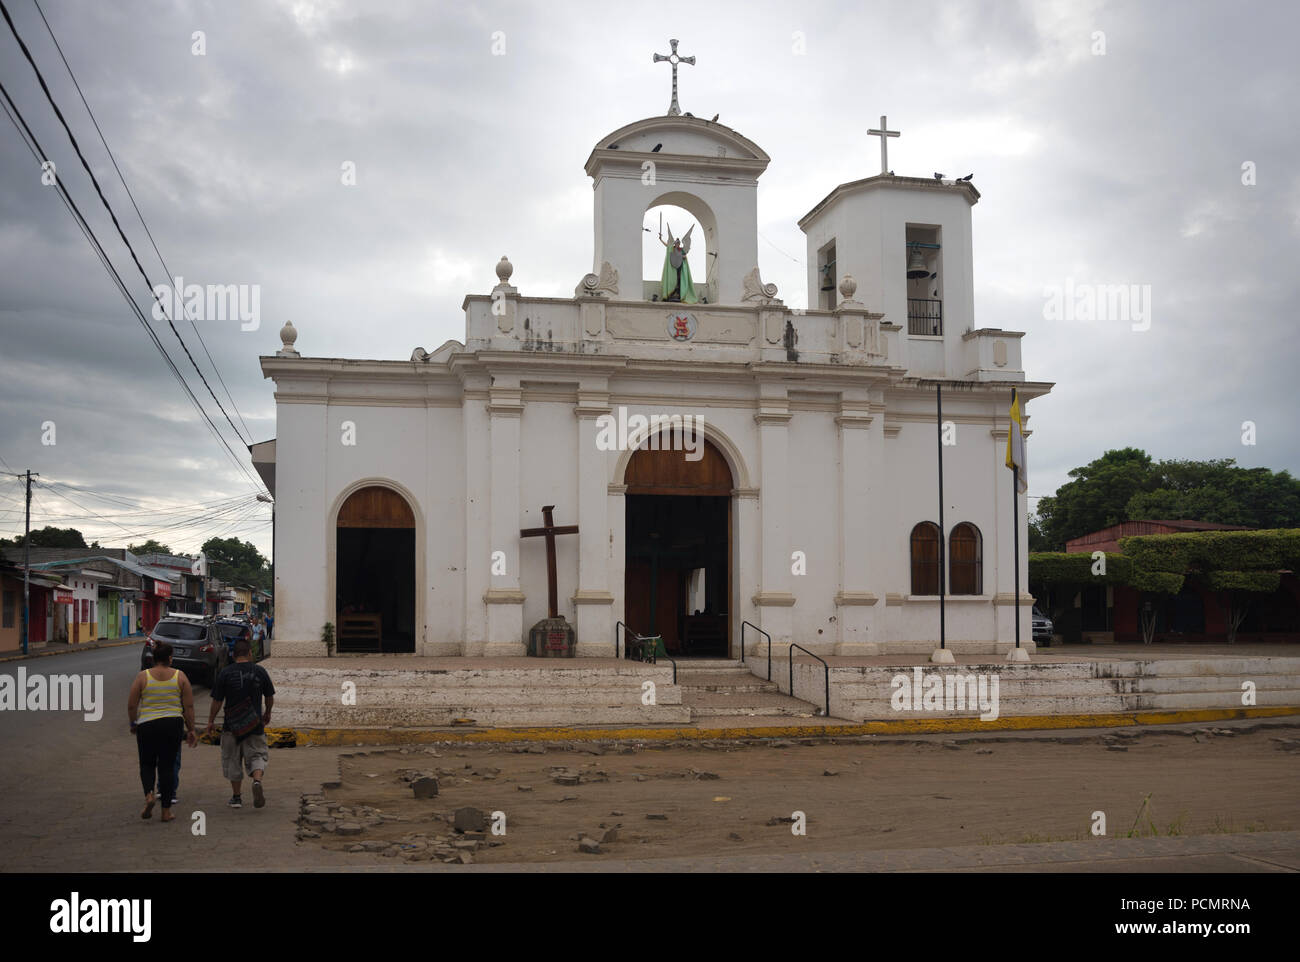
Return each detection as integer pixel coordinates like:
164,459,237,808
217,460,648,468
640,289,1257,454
800,657,1300,722
273,661,690,728
675,659,825,720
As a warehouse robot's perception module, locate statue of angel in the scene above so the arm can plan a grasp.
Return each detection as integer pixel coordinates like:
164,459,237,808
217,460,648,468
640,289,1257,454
658,221,698,303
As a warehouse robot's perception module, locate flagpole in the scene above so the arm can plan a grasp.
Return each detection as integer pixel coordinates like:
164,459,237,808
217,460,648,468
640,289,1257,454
937,382,945,651
1012,388,1021,651
930,381,952,664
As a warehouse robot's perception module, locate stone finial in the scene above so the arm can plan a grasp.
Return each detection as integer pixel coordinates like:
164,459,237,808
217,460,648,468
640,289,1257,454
277,320,300,357
839,275,858,300
495,255,514,286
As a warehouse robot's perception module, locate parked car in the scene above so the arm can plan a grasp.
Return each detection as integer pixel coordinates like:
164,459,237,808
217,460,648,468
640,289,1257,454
214,617,260,661
1032,606,1055,646
141,613,228,686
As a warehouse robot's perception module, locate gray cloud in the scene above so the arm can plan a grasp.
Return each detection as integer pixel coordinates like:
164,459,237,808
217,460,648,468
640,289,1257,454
1,0,1297,554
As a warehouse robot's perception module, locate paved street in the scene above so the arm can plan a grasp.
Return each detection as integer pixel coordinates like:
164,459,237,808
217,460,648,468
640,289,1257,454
1,645,1297,873
0,645,354,871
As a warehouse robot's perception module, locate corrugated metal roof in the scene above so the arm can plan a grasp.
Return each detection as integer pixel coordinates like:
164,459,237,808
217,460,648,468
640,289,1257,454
29,554,180,582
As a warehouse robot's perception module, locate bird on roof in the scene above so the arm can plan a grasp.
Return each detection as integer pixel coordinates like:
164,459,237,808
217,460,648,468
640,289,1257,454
684,111,694,117
651,143,662,152
710,113,719,122
959,173,974,181
608,144,619,149
933,172,946,180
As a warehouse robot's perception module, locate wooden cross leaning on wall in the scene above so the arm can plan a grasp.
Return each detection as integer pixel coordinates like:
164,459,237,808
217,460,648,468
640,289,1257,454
519,505,579,619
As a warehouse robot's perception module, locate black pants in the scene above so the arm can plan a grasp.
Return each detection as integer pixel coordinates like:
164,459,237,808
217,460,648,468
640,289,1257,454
136,717,184,804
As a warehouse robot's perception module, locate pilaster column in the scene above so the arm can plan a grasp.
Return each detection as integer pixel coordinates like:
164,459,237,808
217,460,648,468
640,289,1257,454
573,385,615,655
834,393,880,654
460,382,490,655
483,376,526,655
753,387,794,647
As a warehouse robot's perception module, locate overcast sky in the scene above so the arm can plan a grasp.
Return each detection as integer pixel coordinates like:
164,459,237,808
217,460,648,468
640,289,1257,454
1,0,1297,558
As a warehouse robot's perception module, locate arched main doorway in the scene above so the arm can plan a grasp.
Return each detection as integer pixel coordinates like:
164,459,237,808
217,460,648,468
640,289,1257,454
624,438,732,656
335,485,416,653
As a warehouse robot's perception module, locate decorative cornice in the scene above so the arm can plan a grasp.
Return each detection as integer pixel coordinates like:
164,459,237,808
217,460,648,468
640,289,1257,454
572,590,615,606
835,591,878,607
752,591,796,607
753,412,792,426
607,483,628,496
993,592,1036,606
885,593,905,606
733,487,760,500
483,588,525,605
962,328,1025,341
834,414,874,429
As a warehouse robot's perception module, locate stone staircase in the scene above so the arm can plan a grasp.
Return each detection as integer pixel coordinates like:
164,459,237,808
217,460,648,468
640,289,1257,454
272,661,691,728
810,656,1300,722
675,659,824,721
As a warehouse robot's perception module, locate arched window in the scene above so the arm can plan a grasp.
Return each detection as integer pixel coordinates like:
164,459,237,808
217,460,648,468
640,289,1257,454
910,522,941,595
949,522,983,595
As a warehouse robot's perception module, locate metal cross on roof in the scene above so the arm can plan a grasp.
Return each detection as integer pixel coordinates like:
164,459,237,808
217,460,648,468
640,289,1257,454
653,39,695,117
868,115,900,174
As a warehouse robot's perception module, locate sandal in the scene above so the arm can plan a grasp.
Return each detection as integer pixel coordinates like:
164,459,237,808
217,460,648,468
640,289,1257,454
141,793,155,820
160,811,175,823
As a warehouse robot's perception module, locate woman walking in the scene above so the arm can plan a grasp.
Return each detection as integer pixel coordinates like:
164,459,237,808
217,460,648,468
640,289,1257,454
127,641,197,822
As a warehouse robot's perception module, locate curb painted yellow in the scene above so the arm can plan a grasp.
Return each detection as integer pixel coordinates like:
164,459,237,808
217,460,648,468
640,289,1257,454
275,705,1300,747
0,638,139,663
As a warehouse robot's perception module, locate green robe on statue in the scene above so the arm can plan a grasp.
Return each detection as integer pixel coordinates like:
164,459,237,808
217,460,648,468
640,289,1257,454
660,244,698,303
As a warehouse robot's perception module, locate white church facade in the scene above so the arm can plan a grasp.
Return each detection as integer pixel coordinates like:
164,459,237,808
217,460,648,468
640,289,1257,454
255,98,1051,661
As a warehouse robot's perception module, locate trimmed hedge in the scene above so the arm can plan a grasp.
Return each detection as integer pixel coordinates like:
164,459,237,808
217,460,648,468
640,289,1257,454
1118,529,1300,574
1027,552,1133,585
1204,570,1282,593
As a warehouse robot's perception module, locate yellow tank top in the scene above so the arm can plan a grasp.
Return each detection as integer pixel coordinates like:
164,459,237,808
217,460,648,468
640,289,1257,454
137,668,183,723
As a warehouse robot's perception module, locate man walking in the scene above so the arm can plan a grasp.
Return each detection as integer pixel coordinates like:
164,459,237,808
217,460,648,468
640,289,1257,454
206,638,275,809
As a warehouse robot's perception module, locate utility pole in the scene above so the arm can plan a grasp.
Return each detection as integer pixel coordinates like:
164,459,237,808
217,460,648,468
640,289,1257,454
21,470,38,656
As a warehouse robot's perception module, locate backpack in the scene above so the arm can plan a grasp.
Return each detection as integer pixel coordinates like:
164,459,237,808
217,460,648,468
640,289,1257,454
222,664,263,741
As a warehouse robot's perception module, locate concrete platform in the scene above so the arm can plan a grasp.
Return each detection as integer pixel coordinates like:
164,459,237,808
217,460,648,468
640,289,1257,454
263,644,1300,735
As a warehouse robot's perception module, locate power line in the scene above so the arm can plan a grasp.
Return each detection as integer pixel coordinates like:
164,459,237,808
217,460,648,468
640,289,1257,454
0,0,256,460
31,0,255,444
0,76,264,493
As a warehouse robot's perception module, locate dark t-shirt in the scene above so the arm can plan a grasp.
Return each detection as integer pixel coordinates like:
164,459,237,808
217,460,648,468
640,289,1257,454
212,662,275,735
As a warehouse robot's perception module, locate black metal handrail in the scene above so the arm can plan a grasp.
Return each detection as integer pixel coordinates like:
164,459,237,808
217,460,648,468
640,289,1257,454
788,642,830,718
614,619,676,684
741,620,772,681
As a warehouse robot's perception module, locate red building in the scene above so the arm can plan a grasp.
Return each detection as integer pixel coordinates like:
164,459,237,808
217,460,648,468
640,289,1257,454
1063,521,1299,644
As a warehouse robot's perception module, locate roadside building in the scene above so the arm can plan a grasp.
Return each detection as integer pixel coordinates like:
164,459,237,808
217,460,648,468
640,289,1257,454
1060,521,1299,643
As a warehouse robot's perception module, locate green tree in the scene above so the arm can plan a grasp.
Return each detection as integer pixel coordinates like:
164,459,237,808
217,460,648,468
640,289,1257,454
1036,451,1300,549
1034,448,1156,550
2,526,89,549
127,539,173,557
201,537,270,592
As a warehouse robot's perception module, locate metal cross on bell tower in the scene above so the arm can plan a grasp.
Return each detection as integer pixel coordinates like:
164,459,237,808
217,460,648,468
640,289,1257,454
653,39,695,117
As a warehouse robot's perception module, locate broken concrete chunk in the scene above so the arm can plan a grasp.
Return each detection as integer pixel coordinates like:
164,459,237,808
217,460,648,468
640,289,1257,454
453,807,487,833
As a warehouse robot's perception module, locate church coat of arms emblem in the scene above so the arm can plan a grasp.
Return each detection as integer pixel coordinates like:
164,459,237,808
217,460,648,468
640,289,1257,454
667,311,697,341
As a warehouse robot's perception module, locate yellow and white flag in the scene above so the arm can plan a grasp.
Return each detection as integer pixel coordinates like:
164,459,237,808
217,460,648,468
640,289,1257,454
1005,390,1028,494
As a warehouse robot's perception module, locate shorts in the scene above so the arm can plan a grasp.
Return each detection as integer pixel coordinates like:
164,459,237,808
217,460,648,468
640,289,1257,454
220,731,269,781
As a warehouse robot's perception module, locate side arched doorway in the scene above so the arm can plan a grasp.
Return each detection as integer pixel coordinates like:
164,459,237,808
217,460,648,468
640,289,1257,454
336,485,415,653
624,438,732,657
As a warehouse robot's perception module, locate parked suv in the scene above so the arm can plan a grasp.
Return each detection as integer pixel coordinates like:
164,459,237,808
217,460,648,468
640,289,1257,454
141,613,228,686
1032,606,1055,646
214,617,260,661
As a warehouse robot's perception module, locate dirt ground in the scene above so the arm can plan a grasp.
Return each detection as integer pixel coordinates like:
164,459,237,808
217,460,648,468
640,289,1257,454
300,724,1300,864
